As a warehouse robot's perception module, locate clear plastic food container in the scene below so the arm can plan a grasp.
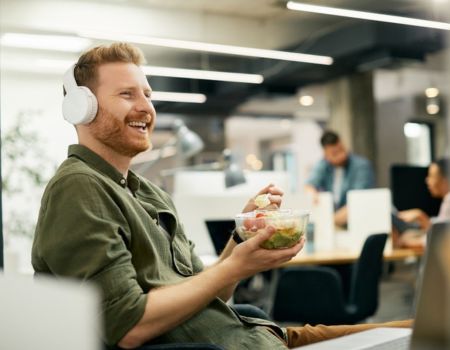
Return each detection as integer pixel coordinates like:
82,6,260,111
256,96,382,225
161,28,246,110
235,209,309,249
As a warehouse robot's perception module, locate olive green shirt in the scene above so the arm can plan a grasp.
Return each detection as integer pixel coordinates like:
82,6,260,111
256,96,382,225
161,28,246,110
32,144,288,349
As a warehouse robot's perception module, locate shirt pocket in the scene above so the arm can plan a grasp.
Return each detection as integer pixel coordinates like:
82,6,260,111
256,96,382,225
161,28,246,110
171,232,194,276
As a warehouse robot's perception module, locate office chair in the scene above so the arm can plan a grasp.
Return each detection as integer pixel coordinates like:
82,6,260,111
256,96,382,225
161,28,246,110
271,233,388,325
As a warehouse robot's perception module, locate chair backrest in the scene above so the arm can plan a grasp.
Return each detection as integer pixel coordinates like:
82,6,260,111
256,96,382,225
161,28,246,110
349,233,388,319
271,266,349,324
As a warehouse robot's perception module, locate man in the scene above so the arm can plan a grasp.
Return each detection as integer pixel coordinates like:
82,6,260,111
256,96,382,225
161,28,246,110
305,130,375,227
32,43,409,349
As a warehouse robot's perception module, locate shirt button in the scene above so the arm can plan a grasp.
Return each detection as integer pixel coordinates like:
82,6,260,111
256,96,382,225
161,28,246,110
120,179,126,185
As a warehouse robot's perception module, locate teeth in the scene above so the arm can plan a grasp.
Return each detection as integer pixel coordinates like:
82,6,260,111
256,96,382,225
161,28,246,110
128,121,147,128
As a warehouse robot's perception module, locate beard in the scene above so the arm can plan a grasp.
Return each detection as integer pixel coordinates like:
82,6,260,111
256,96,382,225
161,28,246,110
90,107,152,158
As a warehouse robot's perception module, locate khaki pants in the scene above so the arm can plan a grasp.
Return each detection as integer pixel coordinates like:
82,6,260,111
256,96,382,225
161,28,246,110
286,319,413,347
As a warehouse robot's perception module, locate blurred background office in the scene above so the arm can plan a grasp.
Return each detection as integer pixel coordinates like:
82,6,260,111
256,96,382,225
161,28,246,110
0,0,449,274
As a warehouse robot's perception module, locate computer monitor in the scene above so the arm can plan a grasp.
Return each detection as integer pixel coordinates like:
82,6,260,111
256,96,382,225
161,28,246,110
205,219,236,255
390,164,442,217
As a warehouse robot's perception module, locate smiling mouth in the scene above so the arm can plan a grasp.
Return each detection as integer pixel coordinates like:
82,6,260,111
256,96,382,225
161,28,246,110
128,121,149,132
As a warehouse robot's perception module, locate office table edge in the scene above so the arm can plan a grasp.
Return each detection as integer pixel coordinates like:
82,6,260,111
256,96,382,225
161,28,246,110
282,248,424,266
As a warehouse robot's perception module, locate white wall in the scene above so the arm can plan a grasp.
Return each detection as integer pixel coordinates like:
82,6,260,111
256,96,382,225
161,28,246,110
1,71,77,161
1,71,77,272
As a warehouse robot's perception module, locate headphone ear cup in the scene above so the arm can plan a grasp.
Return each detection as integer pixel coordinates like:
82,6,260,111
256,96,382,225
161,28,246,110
62,86,98,125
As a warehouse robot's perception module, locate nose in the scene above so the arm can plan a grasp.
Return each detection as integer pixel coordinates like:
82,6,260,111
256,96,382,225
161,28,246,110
136,93,156,117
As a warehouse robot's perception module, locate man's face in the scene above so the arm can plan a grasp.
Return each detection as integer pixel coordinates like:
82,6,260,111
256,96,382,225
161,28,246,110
90,62,156,158
323,141,348,167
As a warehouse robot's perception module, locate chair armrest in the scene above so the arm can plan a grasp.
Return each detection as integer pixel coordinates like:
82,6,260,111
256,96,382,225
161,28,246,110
232,303,271,320
135,344,223,350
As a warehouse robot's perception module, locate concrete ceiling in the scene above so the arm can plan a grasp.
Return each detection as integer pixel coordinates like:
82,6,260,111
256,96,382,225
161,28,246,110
1,0,449,115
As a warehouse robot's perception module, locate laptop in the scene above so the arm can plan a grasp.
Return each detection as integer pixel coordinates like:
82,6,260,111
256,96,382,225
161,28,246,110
310,192,335,251
293,221,450,350
0,274,101,350
347,188,392,248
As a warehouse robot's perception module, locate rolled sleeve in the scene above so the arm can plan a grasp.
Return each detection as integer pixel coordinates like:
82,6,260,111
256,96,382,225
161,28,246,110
92,264,147,345
34,174,146,345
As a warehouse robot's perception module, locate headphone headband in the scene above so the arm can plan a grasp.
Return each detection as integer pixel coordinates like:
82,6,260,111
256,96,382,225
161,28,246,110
63,64,78,92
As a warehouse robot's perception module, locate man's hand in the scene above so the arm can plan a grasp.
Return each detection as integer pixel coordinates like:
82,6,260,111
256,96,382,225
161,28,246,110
397,209,424,223
304,184,319,205
334,206,348,228
224,226,305,280
242,183,284,213
397,209,430,230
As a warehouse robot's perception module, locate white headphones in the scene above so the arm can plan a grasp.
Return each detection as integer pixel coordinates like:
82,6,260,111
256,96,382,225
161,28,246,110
62,64,98,125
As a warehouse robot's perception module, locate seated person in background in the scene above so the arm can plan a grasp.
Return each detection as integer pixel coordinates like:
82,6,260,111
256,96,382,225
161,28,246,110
305,130,375,227
397,158,450,248
32,42,411,349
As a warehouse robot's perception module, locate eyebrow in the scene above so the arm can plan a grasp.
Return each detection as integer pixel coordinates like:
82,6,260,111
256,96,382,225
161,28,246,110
115,86,152,94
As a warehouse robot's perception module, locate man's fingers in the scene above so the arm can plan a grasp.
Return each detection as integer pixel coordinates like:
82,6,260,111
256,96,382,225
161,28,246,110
247,226,275,247
256,183,275,196
268,195,282,208
268,186,284,196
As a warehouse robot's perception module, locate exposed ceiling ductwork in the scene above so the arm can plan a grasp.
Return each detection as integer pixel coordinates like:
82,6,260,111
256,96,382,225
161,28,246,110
152,20,445,115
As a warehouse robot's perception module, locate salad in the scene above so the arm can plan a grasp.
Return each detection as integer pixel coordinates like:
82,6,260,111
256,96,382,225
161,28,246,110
235,209,308,249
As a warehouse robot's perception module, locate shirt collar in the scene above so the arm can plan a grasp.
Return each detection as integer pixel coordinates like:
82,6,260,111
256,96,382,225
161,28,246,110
68,144,140,191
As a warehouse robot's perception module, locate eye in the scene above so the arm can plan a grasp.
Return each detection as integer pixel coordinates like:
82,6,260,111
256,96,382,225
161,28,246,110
120,91,132,97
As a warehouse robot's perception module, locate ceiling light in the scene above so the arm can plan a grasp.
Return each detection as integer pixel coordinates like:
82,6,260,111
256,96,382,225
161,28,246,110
2,58,205,104
299,95,314,106
142,66,263,84
151,92,206,104
1,33,92,52
426,104,440,115
246,154,258,164
286,2,450,31
4,57,261,84
425,87,439,98
426,102,440,115
78,30,333,65
251,159,263,171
